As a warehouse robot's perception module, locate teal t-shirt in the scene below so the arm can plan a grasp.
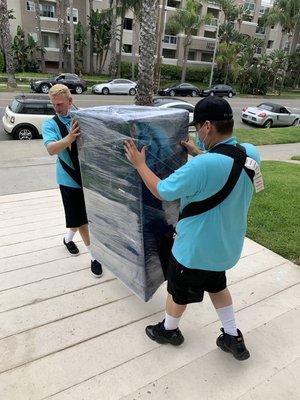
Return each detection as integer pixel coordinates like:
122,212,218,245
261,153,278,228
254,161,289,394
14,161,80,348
157,137,260,271
42,115,81,189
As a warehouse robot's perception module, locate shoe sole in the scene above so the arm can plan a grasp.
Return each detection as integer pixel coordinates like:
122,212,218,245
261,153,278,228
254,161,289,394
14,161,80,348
145,329,184,346
217,342,250,361
91,271,103,278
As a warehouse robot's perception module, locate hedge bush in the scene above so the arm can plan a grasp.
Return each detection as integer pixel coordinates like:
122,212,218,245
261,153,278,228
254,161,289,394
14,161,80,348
0,52,4,73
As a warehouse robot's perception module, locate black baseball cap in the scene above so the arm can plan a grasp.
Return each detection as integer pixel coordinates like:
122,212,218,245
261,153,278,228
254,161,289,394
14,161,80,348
189,96,233,126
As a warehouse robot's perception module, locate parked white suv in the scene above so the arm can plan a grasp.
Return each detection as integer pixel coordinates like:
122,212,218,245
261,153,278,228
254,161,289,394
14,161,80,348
2,95,57,140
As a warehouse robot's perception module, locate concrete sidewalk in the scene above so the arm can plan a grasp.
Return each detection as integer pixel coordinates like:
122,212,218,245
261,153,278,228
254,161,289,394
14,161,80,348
0,189,299,400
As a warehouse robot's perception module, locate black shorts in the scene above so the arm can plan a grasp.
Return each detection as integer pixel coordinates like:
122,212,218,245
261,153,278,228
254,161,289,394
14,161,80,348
59,185,88,228
167,254,227,305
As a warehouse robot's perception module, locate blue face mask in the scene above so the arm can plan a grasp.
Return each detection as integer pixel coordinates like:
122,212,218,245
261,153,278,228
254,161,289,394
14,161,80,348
196,132,209,151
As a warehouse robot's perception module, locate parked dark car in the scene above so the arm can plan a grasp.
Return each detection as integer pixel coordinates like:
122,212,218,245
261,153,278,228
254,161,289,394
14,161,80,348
158,83,200,97
30,73,87,94
200,84,236,98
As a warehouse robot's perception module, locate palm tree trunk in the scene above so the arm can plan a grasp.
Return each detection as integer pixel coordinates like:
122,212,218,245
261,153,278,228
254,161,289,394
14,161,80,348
34,0,46,73
109,0,117,78
101,48,109,73
69,0,75,73
57,0,65,72
136,0,159,105
131,15,140,80
117,6,125,78
89,0,94,74
0,0,17,88
154,0,167,93
181,34,191,83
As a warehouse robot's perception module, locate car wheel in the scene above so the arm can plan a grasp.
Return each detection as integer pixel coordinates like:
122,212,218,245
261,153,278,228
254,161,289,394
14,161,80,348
169,90,175,96
228,91,233,98
210,91,214,96
102,87,110,95
191,90,198,97
129,88,136,96
292,119,299,126
41,84,50,94
75,85,83,94
263,119,273,129
13,126,36,140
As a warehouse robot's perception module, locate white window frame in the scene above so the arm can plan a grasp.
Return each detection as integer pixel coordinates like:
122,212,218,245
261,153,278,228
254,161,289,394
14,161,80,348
67,7,78,24
26,1,35,11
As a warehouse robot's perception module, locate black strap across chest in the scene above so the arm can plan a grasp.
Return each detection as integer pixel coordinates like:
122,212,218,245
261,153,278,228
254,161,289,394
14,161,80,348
178,144,254,221
53,116,82,188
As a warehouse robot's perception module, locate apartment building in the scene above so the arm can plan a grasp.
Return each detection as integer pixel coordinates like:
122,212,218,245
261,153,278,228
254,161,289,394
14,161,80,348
6,0,299,73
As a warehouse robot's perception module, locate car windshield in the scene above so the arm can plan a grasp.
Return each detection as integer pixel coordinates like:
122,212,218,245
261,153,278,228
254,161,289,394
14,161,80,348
258,104,273,111
9,99,23,113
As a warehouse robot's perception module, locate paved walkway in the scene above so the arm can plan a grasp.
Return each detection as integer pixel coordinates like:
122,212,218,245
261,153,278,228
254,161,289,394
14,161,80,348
0,188,299,400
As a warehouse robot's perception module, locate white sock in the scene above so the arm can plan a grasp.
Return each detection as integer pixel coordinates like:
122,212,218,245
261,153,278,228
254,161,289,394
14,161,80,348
216,305,238,336
64,230,76,244
86,245,95,261
164,312,181,330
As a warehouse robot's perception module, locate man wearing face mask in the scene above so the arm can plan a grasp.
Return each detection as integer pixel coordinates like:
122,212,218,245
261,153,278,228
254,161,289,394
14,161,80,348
42,84,103,277
124,96,262,361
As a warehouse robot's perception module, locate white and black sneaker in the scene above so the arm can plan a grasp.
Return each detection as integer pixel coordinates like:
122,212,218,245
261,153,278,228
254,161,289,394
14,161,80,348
63,238,79,256
91,260,103,277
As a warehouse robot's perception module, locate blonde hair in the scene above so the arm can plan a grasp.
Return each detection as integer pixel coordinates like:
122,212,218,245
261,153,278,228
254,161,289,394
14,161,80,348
49,84,71,99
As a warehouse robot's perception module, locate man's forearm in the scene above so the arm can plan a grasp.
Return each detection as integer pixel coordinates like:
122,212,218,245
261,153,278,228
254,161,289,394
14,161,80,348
136,163,161,199
47,136,72,155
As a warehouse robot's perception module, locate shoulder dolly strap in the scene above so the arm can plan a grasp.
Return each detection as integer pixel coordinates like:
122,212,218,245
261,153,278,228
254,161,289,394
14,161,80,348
53,116,82,188
179,144,253,221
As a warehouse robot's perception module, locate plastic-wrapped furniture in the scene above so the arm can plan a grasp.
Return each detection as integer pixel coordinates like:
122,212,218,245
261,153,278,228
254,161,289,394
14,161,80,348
74,106,188,301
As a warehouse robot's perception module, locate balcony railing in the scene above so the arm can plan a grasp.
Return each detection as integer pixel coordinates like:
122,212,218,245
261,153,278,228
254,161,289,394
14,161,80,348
205,18,218,27
163,35,177,45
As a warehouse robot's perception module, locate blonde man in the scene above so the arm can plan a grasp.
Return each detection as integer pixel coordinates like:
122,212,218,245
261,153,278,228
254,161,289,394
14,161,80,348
42,84,102,277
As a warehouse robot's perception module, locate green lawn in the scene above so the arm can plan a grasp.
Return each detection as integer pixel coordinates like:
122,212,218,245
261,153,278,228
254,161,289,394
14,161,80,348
234,126,300,145
247,161,300,264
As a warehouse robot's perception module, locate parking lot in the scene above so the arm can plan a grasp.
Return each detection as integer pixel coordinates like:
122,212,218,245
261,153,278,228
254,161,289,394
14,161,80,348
1,92,300,141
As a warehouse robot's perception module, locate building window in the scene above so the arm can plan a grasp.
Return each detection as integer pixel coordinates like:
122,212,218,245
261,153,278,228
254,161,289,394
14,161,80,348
67,7,78,23
123,18,133,30
40,4,56,18
162,48,176,58
163,35,177,44
26,1,35,11
123,44,132,53
244,1,255,12
42,32,58,48
201,52,213,62
167,0,181,8
204,30,216,38
205,18,218,27
256,25,266,34
267,40,273,49
188,51,196,60
259,5,269,14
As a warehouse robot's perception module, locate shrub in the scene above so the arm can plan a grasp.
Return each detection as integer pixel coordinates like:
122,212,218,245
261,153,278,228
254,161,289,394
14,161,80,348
0,52,4,73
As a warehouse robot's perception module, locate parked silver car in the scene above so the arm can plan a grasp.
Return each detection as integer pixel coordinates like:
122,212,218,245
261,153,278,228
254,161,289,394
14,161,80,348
91,79,137,95
241,102,300,128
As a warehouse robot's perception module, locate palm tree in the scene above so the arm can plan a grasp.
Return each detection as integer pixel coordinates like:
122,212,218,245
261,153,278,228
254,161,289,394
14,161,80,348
57,0,67,72
74,22,87,74
135,0,159,105
216,41,241,83
269,49,286,92
129,0,142,80
109,0,118,78
0,0,17,88
154,0,167,92
263,0,300,55
88,0,94,74
34,0,46,72
166,0,211,83
69,0,75,73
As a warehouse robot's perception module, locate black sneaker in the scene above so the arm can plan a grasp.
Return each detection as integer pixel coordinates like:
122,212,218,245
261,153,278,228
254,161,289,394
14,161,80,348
91,259,103,278
63,238,79,256
145,320,184,346
216,328,250,361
